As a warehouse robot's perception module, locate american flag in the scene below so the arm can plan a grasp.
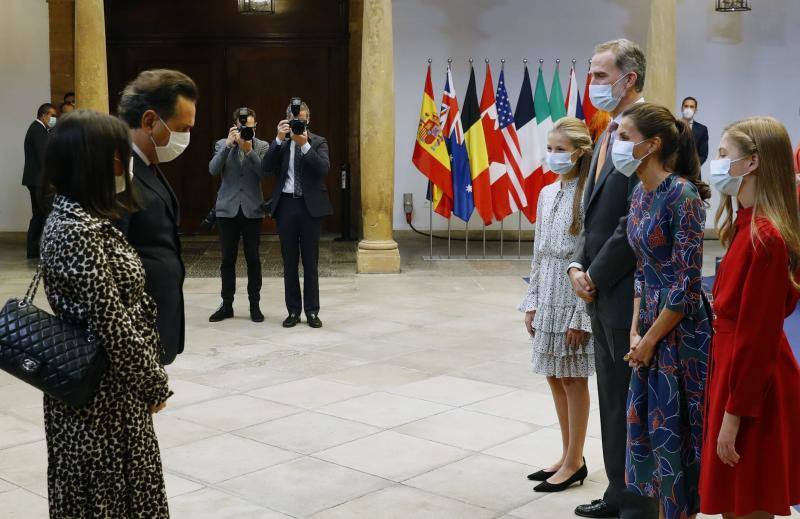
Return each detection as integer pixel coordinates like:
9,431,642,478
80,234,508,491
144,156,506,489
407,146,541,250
496,69,527,209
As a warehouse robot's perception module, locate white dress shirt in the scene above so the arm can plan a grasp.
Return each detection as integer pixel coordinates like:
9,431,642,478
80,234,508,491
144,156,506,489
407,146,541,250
279,138,312,194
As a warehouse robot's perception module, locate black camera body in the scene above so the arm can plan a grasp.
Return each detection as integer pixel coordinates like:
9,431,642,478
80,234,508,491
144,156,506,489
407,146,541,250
288,97,307,135
237,108,255,141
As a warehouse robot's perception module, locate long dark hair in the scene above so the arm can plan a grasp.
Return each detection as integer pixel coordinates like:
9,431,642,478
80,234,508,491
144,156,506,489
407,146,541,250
622,102,711,200
44,109,137,219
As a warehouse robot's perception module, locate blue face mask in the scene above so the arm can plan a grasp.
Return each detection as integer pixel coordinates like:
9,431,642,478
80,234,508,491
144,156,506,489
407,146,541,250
710,157,749,196
588,74,629,112
611,139,653,177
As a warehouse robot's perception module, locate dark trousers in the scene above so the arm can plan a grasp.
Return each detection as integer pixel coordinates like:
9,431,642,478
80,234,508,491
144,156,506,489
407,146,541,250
275,194,321,315
26,186,46,258
218,208,262,305
591,314,658,519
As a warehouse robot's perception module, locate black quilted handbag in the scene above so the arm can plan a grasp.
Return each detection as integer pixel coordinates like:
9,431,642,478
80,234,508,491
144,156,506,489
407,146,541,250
0,266,107,407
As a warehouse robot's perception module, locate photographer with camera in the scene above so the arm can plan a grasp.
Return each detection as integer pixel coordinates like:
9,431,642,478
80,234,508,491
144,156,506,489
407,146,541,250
262,98,332,328
208,107,269,323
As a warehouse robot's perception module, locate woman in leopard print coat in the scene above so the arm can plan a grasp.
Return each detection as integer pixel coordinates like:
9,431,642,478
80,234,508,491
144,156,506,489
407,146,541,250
39,111,172,518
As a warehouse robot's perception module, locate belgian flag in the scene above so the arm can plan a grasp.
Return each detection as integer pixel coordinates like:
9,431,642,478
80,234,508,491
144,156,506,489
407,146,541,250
460,65,493,226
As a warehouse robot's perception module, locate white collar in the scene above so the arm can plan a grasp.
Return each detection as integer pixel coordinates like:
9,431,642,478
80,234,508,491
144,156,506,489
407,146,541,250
132,142,151,166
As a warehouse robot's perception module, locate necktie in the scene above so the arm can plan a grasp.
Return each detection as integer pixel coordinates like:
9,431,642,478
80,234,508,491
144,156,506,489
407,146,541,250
293,143,303,196
594,121,619,182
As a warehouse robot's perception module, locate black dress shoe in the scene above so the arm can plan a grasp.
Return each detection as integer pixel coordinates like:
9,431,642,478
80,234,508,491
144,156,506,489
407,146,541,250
534,463,588,493
307,313,322,328
250,304,264,323
574,498,619,518
282,313,301,328
527,468,556,481
209,304,233,322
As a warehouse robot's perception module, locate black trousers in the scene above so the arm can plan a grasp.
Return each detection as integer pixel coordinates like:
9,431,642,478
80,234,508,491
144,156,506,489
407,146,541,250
275,194,321,315
218,208,262,304
591,314,658,519
26,186,46,258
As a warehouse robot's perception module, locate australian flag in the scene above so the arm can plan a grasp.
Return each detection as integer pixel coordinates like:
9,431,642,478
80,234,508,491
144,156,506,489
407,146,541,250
440,67,474,222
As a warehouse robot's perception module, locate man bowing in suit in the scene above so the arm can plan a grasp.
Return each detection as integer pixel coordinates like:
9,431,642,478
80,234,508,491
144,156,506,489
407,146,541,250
680,96,709,166
262,99,333,329
115,69,198,365
568,40,656,519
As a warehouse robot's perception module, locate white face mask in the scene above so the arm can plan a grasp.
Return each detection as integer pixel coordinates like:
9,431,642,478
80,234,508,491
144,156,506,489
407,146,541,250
682,108,695,120
588,74,629,112
47,116,57,129
611,139,653,177
710,157,749,197
151,115,190,163
546,151,576,175
115,157,135,194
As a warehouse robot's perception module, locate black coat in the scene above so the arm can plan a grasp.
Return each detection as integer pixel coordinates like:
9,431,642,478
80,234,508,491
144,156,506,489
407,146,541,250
114,154,185,365
22,120,49,187
691,121,709,166
571,129,640,330
262,132,333,218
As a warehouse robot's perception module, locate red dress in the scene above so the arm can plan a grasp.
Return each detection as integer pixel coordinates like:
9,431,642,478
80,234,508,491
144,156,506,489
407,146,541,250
700,207,800,516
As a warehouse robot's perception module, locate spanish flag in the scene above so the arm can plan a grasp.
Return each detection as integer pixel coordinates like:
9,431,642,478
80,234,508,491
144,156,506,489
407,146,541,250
413,64,453,218
461,64,493,225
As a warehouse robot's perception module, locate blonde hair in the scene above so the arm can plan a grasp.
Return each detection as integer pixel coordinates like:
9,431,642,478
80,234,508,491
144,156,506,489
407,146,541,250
715,116,800,288
550,117,593,235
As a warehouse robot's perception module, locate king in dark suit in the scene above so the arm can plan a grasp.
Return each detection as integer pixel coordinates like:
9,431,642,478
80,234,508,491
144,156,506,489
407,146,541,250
22,103,57,258
262,101,332,329
114,69,198,365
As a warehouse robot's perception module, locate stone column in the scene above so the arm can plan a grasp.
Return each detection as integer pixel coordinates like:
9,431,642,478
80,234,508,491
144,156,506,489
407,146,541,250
642,0,677,110
357,0,400,274
74,0,108,113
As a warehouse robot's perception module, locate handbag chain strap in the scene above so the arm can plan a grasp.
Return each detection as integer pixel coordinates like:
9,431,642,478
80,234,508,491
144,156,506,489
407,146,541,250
22,264,43,306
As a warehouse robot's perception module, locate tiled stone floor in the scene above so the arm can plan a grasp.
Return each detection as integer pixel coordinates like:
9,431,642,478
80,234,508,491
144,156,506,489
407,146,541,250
2,234,795,518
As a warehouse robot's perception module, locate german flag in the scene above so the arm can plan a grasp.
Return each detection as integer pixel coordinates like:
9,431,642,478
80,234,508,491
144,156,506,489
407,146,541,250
460,64,493,225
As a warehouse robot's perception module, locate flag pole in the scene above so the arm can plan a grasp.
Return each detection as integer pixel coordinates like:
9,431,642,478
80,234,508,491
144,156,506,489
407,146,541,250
448,57,453,260
465,218,469,258
428,58,434,259
482,222,486,259
500,218,504,259
447,218,451,259
518,212,522,259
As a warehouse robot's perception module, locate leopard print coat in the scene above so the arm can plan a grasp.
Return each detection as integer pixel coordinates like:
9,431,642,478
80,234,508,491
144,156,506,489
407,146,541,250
40,195,172,518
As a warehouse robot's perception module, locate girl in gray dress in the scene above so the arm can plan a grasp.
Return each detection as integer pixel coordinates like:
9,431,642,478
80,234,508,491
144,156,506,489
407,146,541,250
519,117,594,492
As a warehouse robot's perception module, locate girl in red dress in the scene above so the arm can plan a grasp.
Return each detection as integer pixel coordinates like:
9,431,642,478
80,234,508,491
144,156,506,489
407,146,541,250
700,116,800,518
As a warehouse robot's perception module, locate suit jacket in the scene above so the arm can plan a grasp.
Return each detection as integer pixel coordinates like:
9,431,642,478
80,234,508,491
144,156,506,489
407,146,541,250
22,121,49,187
114,154,185,365
691,121,709,166
571,128,640,330
261,132,333,219
209,137,269,218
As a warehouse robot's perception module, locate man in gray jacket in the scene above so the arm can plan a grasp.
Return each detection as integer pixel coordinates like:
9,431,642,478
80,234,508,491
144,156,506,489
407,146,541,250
208,108,269,323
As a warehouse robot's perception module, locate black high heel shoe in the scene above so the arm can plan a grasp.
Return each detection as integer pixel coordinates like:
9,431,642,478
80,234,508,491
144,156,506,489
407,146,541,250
526,468,556,481
533,462,588,493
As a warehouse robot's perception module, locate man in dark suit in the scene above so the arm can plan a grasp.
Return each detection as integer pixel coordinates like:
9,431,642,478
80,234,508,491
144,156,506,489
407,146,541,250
22,103,57,258
569,40,656,519
115,69,198,365
681,96,709,165
262,100,332,329
208,108,269,323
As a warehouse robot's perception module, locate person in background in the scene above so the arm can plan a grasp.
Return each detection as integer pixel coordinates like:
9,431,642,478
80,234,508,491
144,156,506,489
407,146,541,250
208,107,269,323
618,103,711,519
680,97,709,166
21,103,57,259
40,110,171,518
568,38,657,519
115,69,198,365
261,100,332,329
63,91,75,107
520,117,593,493
700,116,800,519
59,102,75,116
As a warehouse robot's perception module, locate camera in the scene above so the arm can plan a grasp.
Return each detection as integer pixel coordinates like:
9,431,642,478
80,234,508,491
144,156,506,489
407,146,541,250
289,97,307,135
237,108,255,142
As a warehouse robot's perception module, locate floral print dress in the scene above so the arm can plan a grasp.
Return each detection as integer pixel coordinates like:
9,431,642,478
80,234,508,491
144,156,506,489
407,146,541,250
624,174,711,519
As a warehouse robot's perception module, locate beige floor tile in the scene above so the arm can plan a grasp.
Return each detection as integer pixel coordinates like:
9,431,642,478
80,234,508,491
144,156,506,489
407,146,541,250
220,457,391,517
246,377,370,409
484,428,605,473
235,411,379,454
508,479,607,519
0,488,49,519
388,349,487,375
164,395,299,432
405,454,542,512
321,338,420,363
317,392,451,428
465,390,560,426
186,364,304,392
162,379,232,409
454,360,543,390
0,441,47,498
0,413,43,450
309,484,497,519
163,472,204,499
152,414,221,450
161,434,299,484
388,375,516,406
0,479,15,493
315,430,469,482
319,362,431,389
169,488,290,519
395,409,536,451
